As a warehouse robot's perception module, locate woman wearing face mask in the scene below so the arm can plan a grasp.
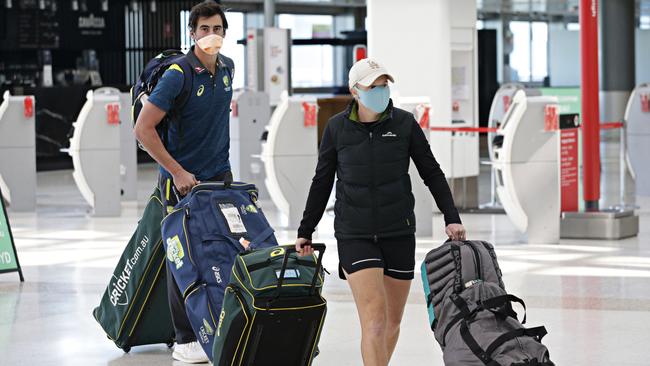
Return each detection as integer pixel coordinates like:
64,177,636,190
295,58,466,366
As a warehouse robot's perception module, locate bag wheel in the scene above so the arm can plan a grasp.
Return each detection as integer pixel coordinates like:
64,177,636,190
122,346,131,353
167,342,174,349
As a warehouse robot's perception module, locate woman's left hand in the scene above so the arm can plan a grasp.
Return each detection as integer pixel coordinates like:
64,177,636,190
446,224,467,241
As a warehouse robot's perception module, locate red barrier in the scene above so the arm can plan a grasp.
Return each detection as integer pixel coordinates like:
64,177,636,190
427,122,622,134
429,126,498,133
599,122,624,130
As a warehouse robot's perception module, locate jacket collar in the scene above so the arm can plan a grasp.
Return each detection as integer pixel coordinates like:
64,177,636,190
344,99,394,124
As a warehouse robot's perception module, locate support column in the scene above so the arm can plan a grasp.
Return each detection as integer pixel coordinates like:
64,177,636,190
580,0,601,211
367,0,451,130
264,0,275,28
560,0,639,240
599,0,635,123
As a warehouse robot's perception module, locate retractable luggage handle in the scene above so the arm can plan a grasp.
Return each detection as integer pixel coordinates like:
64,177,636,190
173,173,238,199
277,243,326,296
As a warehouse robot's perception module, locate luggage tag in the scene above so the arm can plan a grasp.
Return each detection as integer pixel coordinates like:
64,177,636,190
218,203,247,235
275,268,300,279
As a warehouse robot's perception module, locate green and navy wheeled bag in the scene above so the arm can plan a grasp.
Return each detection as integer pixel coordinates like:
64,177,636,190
161,182,279,361
93,188,175,352
213,244,327,366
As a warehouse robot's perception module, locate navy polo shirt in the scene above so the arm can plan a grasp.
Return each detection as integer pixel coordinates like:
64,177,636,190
148,47,234,181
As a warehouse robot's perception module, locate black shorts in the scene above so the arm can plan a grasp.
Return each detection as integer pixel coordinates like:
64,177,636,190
337,235,416,280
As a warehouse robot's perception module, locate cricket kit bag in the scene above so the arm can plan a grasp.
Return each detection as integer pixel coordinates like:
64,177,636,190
93,187,175,352
421,240,554,366
213,244,327,366
160,182,278,360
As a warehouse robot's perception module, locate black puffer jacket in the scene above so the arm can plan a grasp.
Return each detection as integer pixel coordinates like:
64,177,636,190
298,100,461,241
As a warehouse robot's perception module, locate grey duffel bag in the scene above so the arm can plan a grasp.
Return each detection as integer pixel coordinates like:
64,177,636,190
420,240,554,366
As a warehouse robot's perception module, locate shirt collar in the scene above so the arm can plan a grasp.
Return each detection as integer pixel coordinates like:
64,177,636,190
186,46,225,75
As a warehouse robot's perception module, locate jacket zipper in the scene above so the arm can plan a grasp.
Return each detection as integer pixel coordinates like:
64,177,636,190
369,131,377,242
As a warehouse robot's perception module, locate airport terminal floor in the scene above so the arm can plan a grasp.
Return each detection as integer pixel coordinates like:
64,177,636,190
0,162,648,366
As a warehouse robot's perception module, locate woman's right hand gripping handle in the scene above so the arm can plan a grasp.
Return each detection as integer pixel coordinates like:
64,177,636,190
295,237,314,257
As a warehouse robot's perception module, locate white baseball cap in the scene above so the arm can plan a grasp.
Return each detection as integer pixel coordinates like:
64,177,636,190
348,58,395,89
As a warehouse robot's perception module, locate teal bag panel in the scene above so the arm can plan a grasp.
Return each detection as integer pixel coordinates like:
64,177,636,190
420,260,435,330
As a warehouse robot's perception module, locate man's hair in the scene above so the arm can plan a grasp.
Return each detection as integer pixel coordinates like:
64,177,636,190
188,1,228,33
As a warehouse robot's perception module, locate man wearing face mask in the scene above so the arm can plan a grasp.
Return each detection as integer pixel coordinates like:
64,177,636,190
295,58,466,366
134,1,233,363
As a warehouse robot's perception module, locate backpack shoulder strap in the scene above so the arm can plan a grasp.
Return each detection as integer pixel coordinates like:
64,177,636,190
172,56,194,112
164,55,193,150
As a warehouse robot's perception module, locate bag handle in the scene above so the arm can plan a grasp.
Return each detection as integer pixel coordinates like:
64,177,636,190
276,243,326,296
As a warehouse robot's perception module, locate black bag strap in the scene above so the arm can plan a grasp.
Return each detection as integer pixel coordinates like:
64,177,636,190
460,320,548,366
450,244,464,294
450,293,472,317
485,326,547,356
459,320,499,366
441,294,474,346
511,358,555,366
442,293,527,347
479,294,527,324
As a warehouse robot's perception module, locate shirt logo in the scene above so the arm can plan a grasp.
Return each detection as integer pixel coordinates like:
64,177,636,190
194,66,205,73
223,75,230,87
382,132,397,137
197,85,205,96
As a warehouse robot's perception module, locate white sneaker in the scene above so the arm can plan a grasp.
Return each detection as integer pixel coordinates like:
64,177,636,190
172,341,210,364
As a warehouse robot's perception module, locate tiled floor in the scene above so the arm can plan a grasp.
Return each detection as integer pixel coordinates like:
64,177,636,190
1,162,648,366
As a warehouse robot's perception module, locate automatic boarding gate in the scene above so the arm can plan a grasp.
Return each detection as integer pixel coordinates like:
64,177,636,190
0,91,36,212
491,90,561,243
261,92,318,229
625,83,650,197
230,90,270,199
68,89,123,216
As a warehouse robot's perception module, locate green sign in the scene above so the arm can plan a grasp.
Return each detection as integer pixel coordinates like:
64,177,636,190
539,87,581,115
0,188,24,281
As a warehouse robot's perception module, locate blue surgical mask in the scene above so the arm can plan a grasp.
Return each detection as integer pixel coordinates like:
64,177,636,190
355,85,390,114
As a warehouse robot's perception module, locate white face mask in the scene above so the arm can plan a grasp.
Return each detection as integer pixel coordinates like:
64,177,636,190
196,34,223,55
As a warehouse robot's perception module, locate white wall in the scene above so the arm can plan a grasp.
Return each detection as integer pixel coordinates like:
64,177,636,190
548,24,581,87
636,29,650,85
367,0,452,125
